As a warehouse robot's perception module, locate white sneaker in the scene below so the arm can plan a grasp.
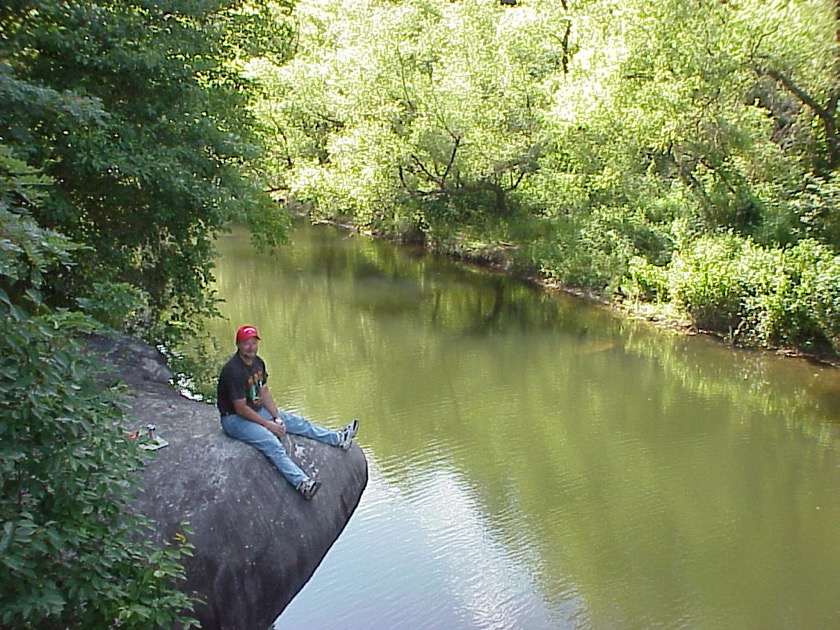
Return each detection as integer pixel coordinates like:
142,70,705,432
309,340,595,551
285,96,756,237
337,419,359,450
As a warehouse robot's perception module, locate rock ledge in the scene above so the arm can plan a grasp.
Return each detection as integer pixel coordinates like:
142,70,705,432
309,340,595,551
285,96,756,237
87,334,368,630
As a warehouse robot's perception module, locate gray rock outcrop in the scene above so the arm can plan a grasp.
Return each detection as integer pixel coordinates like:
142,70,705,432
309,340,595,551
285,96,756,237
88,335,368,629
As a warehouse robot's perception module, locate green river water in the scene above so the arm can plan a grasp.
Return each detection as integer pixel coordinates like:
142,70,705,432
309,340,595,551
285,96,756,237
203,221,840,630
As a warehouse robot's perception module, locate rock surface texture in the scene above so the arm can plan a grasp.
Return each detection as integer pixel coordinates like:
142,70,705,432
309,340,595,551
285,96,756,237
88,336,368,630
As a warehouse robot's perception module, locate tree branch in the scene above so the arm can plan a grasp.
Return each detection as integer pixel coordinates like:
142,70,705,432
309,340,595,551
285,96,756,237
756,62,839,169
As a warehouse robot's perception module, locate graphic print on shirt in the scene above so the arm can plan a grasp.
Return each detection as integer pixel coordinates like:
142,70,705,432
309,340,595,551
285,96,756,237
246,370,265,408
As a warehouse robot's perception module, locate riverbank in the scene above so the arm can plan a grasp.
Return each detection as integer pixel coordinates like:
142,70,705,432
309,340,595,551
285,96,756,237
309,215,839,368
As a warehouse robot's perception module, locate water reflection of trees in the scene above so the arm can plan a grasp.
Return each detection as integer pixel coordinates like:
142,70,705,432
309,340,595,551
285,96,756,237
622,327,840,443
277,222,603,336
212,222,840,438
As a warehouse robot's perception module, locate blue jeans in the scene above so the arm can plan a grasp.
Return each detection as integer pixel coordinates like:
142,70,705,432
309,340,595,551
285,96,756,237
220,407,340,488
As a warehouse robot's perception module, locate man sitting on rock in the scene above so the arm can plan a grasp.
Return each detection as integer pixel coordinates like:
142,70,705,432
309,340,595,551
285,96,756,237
216,324,359,500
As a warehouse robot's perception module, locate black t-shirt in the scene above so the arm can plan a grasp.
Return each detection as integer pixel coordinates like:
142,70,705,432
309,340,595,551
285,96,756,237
216,353,269,416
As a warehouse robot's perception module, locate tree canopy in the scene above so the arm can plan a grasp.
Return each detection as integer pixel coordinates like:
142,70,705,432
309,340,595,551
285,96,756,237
1,0,293,343
252,0,840,355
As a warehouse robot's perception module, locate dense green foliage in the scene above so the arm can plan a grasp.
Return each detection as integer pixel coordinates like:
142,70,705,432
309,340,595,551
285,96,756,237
253,0,840,355
1,0,292,626
0,153,197,627
1,0,292,344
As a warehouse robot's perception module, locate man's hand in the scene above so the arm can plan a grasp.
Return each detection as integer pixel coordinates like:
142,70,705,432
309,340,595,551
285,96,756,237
266,418,286,437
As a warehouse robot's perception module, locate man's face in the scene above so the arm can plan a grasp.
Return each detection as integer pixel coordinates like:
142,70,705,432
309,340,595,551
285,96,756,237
237,336,259,360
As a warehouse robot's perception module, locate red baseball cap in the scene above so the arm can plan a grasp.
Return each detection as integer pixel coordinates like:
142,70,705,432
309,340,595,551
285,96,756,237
235,325,260,343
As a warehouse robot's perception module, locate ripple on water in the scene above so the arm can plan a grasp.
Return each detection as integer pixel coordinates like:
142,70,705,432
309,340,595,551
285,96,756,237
278,449,578,630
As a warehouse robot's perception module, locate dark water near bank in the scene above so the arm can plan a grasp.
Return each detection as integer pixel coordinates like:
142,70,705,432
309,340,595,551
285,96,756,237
204,222,840,630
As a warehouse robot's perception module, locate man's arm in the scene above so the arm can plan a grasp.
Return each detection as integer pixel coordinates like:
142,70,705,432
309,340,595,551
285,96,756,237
259,385,281,420
232,394,286,437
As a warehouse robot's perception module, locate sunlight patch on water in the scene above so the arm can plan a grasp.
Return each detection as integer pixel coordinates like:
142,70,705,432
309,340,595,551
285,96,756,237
406,468,571,629
277,451,580,630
